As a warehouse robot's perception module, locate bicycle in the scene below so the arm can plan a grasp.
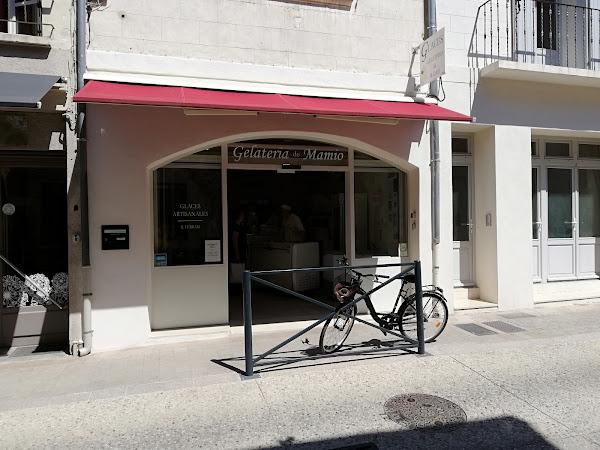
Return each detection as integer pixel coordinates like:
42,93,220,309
319,257,449,354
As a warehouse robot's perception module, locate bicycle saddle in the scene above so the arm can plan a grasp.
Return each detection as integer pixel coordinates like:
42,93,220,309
402,274,416,284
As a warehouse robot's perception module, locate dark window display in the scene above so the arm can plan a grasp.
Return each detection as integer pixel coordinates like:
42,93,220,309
1,166,68,308
154,167,223,266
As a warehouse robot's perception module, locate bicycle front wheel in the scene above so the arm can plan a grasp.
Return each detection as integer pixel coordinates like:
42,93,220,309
398,292,448,343
319,304,357,354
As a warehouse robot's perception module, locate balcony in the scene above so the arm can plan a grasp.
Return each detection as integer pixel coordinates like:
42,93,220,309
471,0,600,86
0,0,54,47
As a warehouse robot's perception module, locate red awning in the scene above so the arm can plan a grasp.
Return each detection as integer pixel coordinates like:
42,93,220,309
74,80,473,122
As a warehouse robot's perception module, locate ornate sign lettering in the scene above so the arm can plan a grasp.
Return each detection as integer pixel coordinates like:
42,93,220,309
228,144,348,166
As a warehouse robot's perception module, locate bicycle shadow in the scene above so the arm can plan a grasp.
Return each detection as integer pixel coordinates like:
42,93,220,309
212,336,416,375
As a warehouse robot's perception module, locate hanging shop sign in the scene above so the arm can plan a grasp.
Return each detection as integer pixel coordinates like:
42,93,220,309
420,27,446,86
228,144,348,166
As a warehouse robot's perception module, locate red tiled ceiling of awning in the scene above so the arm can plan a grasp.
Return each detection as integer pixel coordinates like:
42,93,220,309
73,80,473,122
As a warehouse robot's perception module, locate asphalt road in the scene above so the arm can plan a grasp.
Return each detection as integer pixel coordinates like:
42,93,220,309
1,304,599,449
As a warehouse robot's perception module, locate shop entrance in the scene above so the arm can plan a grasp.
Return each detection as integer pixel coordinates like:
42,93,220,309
0,152,69,348
227,169,346,325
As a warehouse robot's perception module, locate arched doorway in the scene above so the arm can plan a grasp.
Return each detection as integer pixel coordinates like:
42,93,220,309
150,137,409,329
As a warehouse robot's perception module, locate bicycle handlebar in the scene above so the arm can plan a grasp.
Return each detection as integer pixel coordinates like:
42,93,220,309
337,256,393,282
348,269,390,281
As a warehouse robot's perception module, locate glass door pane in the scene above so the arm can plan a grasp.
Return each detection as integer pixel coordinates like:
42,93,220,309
452,166,470,242
532,168,539,239
578,169,600,237
548,168,573,238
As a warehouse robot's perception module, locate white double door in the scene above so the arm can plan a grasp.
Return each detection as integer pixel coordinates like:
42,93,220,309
533,165,600,281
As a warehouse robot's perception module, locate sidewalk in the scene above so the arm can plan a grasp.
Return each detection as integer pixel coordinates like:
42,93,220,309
0,301,599,449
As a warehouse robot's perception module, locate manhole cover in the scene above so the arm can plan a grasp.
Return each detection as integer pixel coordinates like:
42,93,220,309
384,394,467,429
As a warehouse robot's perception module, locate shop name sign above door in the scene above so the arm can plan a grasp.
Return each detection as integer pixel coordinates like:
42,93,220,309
229,144,348,166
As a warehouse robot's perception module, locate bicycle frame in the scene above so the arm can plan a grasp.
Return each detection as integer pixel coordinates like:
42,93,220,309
338,269,445,331
336,267,412,329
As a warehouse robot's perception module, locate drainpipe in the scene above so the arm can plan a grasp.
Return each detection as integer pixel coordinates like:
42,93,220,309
425,0,441,286
76,0,92,356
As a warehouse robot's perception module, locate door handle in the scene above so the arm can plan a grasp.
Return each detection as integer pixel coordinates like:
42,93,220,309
461,222,474,234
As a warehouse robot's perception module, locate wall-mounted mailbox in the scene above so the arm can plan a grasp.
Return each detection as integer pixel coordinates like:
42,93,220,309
102,225,129,250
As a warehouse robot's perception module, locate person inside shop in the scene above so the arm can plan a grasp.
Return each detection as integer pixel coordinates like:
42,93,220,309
279,204,305,242
230,208,247,263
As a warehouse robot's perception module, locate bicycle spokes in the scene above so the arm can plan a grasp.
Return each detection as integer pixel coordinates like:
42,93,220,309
399,294,449,343
334,316,350,331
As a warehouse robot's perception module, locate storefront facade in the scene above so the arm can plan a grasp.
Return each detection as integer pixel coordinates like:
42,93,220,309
0,2,78,349
81,100,468,350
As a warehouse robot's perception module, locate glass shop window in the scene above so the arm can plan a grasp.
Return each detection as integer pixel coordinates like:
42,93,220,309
1,165,69,308
154,162,223,267
354,170,407,258
452,137,470,154
579,143,600,159
545,142,571,158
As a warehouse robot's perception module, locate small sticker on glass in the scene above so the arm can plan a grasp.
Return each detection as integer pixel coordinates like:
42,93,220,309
154,253,167,267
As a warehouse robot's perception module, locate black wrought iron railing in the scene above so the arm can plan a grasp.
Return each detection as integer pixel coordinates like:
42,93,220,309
471,0,600,70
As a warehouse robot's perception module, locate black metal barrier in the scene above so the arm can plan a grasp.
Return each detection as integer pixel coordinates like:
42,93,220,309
242,261,424,377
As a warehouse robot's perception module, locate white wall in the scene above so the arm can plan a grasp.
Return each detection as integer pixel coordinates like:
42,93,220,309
87,0,423,78
151,266,229,329
473,126,499,303
471,125,533,309
494,125,533,309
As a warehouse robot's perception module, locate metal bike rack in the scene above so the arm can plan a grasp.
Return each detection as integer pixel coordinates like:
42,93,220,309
242,261,425,377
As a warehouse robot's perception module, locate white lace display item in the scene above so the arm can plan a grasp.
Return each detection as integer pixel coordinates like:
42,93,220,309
50,272,69,307
2,272,69,307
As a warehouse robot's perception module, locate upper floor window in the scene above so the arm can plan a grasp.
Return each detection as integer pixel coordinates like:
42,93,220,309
546,142,571,158
0,0,42,36
452,137,470,155
536,1,557,50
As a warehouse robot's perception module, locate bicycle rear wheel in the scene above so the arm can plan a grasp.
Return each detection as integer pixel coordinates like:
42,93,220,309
398,292,448,343
319,304,357,354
